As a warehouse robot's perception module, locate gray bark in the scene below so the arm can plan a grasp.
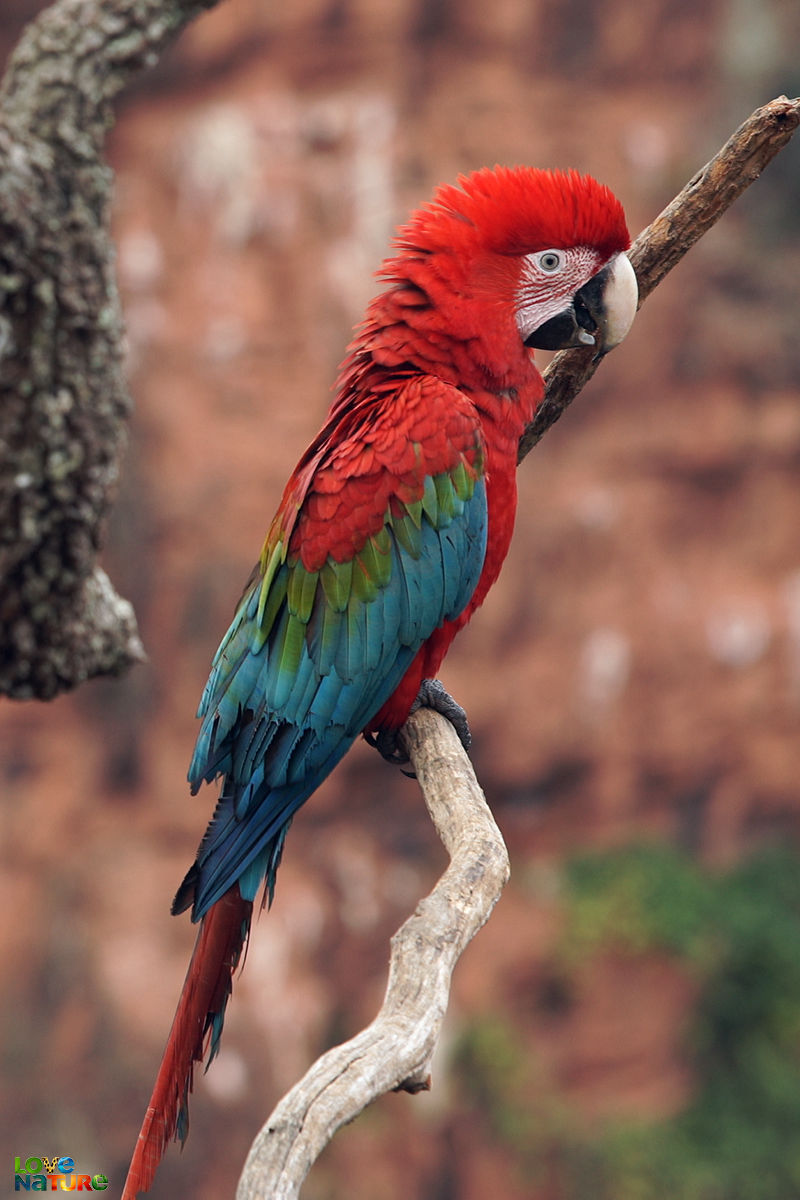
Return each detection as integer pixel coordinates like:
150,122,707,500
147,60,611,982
0,0,219,698
236,707,511,1200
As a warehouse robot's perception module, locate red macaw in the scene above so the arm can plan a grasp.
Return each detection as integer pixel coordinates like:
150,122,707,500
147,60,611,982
123,165,636,1197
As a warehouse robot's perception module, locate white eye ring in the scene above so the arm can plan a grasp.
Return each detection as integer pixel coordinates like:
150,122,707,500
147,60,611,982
535,250,564,273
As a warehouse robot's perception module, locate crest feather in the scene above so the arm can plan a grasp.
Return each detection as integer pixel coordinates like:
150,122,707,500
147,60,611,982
395,165,630,261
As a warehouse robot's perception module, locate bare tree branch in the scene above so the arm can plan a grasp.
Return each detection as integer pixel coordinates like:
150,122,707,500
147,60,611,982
0,0,221,699
235,96,800,1199
518,94,800,462
236,707,510,1200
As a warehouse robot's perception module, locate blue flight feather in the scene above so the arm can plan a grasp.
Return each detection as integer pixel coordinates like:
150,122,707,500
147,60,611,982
184,472,487,920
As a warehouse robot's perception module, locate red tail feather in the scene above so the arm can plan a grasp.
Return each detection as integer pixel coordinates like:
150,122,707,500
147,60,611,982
122,887,252,1200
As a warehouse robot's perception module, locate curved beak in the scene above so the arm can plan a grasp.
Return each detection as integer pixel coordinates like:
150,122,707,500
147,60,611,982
524,252,638,354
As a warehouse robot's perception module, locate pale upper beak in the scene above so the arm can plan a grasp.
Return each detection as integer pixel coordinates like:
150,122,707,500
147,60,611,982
524,252,638,355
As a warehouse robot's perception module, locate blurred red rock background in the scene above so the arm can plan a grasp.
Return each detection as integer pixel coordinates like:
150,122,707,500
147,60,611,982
2,1,800,1197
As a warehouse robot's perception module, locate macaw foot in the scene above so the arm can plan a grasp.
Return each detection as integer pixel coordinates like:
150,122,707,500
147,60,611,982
410,678,472,753
364,679,472,768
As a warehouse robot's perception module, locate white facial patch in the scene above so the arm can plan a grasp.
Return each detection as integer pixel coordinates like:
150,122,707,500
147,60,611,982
514,246,602,343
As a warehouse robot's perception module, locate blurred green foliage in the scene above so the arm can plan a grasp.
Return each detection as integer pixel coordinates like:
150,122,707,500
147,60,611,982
565,843,800,1199
561,843,716,964
449,1011,573,1192
453,844,800,1200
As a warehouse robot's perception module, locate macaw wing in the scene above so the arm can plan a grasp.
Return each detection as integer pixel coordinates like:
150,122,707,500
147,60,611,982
181,377,487,919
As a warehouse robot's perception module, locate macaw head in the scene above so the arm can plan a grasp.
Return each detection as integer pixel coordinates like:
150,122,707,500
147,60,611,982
388,165,638,366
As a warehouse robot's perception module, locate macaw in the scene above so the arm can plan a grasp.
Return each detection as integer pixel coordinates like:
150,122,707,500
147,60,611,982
123,165,637,1198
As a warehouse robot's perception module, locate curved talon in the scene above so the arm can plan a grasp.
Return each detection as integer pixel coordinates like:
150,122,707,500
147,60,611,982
410,678,472,753
364,727,411,766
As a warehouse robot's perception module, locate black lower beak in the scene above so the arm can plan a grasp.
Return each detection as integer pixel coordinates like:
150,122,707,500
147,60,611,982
524,304,596,351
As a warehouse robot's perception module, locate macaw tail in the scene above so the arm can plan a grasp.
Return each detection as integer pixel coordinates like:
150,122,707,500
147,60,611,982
121,886,252,1200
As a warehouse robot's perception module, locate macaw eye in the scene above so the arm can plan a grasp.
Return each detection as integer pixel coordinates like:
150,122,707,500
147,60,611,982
535,250,564,273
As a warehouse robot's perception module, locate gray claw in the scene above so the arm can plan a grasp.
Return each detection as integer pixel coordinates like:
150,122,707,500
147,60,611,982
410,678,472,752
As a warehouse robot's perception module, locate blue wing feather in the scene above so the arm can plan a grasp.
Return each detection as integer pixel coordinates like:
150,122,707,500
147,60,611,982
183,447,487,920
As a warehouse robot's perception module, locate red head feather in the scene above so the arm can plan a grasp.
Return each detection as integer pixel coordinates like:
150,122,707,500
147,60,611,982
393,165,630,261
341,164,632,403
